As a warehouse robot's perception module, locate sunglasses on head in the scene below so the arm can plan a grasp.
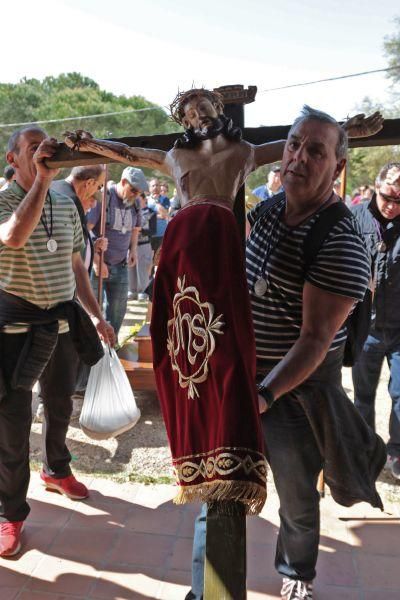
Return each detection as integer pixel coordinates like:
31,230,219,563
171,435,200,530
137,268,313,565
379,191,400,204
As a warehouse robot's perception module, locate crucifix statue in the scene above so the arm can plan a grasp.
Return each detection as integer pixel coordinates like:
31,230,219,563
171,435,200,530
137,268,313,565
63,88,383,518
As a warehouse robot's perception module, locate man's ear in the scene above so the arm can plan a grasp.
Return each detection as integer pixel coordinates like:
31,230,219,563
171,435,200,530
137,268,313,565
334,158,346,180
6,152,16,169
182,117,190,129
214,103,224,116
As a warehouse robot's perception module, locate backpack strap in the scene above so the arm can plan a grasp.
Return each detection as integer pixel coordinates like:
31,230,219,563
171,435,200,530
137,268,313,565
105,187,111,225
303,201,352,273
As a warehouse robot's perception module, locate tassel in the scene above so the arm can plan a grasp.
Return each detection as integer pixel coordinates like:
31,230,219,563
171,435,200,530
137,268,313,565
173,480,266,515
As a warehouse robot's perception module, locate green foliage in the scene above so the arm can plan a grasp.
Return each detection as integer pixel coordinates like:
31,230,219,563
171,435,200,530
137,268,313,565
115,321,145,353
246,165,268,192
384,16,400,86
348,15,400,189
245,162,281,201
125,470,174,485
0,72,180,181
347,146,400,193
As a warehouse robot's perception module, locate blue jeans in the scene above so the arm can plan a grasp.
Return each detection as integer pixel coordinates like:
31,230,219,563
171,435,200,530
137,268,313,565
91,262,128,335
128,242,153,294
352,327,400,458
190,503,207,599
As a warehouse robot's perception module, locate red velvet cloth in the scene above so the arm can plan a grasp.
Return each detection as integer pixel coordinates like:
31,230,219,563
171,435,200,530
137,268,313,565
150,201,267,514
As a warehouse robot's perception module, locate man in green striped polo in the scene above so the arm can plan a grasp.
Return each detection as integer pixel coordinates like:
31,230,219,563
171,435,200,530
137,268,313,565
0,126,115,558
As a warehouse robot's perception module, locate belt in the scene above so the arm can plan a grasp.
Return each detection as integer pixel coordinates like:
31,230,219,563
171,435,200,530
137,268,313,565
105,259,127,267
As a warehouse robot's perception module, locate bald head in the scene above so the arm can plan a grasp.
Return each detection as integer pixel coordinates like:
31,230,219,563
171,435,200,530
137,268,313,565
66,164,105,212
69,165,105,182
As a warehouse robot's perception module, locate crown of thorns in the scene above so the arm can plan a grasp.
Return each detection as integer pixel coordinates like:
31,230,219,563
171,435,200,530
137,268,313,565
169,88,225,125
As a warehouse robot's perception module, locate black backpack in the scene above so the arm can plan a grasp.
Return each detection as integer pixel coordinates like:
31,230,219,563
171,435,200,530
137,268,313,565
255,197,372,367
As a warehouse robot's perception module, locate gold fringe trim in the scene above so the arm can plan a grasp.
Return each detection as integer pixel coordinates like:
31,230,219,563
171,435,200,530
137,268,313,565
173,480,267,516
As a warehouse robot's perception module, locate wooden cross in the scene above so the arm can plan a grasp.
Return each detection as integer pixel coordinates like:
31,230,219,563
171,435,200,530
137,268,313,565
47,85,399,600
47,90,399,242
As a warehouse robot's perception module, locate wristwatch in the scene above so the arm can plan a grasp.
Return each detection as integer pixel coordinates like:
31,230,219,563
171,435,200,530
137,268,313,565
257,384,275,409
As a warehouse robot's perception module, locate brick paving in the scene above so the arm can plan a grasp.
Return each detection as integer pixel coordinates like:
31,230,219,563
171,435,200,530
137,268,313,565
0,472,399,599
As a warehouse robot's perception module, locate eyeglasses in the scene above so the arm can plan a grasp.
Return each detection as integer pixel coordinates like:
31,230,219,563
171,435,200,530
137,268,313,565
87,179,104,191
379,191,400,204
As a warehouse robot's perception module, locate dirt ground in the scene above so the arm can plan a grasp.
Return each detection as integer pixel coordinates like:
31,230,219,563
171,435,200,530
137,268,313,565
29,300,399,508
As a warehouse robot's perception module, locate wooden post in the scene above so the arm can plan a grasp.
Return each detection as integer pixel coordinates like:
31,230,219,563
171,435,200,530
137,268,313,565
203,86,256,600
340,164,347,202
204,502,246,600
226,101,246,241
96,164,108,305
216,85,256,245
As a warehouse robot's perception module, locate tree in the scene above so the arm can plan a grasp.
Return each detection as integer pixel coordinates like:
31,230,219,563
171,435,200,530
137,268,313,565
0,72,180,182
346,15,400,192
384,15,400,89
347,146,400,193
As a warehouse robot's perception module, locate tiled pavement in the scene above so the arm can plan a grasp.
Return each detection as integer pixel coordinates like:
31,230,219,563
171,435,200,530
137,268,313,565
0,472,399,599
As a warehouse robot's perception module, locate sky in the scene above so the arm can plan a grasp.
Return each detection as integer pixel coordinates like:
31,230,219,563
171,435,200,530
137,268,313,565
1,0,399,128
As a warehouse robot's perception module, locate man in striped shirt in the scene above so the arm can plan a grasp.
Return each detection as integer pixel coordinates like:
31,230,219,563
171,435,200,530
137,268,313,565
0,127,115,558
247,106,378,599
184,106,385,600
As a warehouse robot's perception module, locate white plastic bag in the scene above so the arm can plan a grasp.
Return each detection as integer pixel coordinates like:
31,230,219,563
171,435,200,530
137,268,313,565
80,344,141,440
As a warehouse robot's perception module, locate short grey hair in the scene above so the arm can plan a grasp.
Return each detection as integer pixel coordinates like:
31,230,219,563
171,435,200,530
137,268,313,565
375,162,400,187
7,126,47,153
70,165,105,181
289,105,348,161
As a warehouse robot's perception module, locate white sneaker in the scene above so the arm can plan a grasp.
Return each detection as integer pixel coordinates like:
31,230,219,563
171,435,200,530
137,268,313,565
281,577,313,599
33,402,44,423
387,455,400,480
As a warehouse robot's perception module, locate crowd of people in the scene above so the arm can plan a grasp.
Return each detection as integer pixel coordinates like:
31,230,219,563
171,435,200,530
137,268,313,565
85,172,179,335
0,90,397,600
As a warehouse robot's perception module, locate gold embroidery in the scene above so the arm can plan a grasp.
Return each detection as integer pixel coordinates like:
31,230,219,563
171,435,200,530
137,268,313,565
175,451,267,484
167,275,224,399
175,445,265,461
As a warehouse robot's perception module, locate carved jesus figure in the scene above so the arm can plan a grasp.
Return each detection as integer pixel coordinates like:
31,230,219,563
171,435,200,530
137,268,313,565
64,91,382,209
64,90,383,513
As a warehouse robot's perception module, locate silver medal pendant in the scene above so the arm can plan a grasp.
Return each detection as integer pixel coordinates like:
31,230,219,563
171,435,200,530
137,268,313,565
254,277,268,297
121,226,127,234
376,241,387,252
47,238,58,253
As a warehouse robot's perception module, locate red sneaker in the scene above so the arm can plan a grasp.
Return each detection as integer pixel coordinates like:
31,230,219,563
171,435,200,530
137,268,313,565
0,521,24,557
40,472,89,500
